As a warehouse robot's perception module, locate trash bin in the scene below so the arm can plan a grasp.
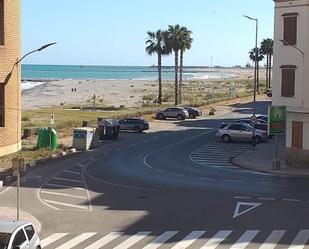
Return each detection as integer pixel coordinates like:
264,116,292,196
73,128,93,150
37,127,58,150
98,119,120,140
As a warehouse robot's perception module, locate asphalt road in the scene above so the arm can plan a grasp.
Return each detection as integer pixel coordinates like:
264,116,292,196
3,99,309,248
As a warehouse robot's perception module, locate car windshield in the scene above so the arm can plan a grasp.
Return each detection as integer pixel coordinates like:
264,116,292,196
0,233,11,249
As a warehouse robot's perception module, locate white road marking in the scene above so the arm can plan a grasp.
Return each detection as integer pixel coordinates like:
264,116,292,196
143,231,178,249
282,198,301,202
230,230,259,249
171,230,206,249
201,230,232,249
288,230,309,249
233,202,262,218
234,196,251,200
84,232,123,249
113,231,151,249
222,179,243,183
55,232,96,249
259,230,286,249
45,183,84,190
40,190,87,199
172,173,185,177
64,170,81,175
41,233,69,247
53,177,83,183
258,197,276,201
43,199,89,210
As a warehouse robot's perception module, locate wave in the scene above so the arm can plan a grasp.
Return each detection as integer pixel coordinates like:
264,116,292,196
21,81,46,91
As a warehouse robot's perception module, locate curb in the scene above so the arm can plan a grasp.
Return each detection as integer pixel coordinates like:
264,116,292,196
230,157,309,179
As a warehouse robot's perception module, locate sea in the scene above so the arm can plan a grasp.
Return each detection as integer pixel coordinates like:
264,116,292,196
21,64,234,91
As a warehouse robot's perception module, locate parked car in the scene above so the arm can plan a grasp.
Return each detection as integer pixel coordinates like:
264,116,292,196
216,123,268,143
235,119,268,131
184,107,202,118
156,107,189,120
257,115,268,124
0,221,41,249
118,118,149,133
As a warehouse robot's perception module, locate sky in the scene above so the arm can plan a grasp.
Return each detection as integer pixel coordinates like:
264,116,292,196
21,0,274,67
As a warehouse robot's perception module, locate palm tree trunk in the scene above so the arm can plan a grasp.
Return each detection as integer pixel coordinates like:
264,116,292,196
174,50,179,106
269,54,272,88
158,52,162,105
265,54,269,90
179,50,183,105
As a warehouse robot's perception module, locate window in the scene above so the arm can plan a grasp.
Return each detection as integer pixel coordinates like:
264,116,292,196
282,13,298,45
0,84,4,127
24,225,35,241
228,124,242,131
0,0,3,45
292,121,303,149
12,230,27,248
281,65,296,97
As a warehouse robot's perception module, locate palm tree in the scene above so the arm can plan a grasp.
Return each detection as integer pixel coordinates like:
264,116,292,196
166,24,183,106
249,47,264,92
145,30,168,104
178,27,193,104
260,39,273,89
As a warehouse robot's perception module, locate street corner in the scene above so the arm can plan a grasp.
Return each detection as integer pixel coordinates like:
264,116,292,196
0,207,41,233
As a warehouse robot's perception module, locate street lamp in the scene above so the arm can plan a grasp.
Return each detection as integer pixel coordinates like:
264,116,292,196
4,42,56,221
243,15,258,150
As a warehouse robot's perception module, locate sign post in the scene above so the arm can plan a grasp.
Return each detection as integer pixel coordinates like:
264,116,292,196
268,106,286,170
12,157,25,221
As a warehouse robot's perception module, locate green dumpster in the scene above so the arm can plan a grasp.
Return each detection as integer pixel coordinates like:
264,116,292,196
37,127,58,150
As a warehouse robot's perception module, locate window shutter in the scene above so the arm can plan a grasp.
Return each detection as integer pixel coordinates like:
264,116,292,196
281,66,296,97
283,16,297,45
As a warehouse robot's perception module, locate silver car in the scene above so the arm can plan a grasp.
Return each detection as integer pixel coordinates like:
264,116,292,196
216,123,268,143
156,107,189,120
0,221,41,249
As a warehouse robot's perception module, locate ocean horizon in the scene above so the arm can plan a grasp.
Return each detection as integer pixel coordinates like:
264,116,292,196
21,64,235,91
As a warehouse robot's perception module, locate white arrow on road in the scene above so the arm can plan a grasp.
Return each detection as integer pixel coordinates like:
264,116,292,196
233,202,262,218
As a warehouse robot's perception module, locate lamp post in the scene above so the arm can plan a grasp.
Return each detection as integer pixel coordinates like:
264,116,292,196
6,42,56,221
244,15,258,150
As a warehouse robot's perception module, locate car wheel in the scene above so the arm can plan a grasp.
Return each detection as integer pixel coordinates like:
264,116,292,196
255,136,262,144
157,114,164,120
222,134,231,143
189,113,195,119
177,114,185,120
133,126,141,133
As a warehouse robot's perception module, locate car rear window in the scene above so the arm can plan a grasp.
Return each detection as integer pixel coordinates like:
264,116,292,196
25,225,35,240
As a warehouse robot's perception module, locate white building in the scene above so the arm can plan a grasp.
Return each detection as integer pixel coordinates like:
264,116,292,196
273,0,309,165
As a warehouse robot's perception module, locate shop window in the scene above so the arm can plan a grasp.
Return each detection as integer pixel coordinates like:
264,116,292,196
282,13,298,45
292,121,303,149
281,65,296,97
0,84,4,127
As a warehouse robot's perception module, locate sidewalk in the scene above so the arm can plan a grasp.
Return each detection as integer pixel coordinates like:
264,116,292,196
0,207,41,232
232,135,309,177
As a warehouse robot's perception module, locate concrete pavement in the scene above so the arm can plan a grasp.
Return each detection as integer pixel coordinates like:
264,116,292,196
232,134,309,177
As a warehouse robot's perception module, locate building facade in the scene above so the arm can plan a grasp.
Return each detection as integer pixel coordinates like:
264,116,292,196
0,0,21,156
273,0,309,165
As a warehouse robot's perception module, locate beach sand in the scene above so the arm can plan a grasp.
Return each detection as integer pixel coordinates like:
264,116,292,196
22,68,265,110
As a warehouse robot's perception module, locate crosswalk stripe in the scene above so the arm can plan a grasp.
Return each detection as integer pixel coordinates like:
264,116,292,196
54,232,96,249
41,233,69,247
171,230,206,249
41,190,87,199
143,231,178,249
259,230,286,249
201,230,232,249
84,232,123,249
288,230,309,249
113,231,151,249
230,230,259,249
43,199,88,210
53,177,83,183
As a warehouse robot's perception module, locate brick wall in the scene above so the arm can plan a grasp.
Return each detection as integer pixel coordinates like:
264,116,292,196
0,0,21,156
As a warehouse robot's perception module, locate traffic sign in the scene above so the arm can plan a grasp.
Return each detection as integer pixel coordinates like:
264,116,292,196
250,115,257,124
